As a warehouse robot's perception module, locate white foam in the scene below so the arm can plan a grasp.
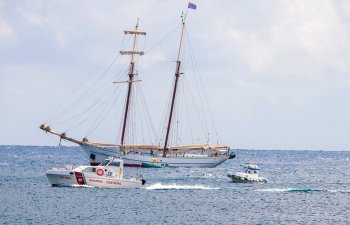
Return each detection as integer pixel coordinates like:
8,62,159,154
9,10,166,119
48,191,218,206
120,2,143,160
71,184,95,188
328,189,350,193
256,188,290,192
145,183,220,190
203,173,214,177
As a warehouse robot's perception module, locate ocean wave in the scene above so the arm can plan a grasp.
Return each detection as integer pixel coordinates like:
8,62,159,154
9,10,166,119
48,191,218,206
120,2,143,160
256,188,292,192
256,188,350,193
145,183,220,190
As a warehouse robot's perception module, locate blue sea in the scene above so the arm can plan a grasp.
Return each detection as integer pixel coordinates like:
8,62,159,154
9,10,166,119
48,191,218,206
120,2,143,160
0,146,349,224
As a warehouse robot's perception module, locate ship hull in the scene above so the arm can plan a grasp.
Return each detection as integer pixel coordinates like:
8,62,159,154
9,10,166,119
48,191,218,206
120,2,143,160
122,154,228,168
81,145,118,166
81,145,229,168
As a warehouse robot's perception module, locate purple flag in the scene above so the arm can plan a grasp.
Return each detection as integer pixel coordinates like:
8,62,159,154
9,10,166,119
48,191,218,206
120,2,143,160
188,2,197,10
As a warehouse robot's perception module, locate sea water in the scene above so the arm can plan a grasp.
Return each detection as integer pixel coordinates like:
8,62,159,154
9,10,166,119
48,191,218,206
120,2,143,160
0,146,349,224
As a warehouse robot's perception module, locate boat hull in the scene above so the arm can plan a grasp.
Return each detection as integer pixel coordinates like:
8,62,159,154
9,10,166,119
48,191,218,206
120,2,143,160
82,145,229,168
46,170,78,187
46,169,143,188
84,175,142,188
227,174,268,183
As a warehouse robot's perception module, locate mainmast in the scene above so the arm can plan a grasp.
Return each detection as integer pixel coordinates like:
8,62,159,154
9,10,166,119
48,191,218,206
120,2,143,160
119,19,146,147
163,14,186,156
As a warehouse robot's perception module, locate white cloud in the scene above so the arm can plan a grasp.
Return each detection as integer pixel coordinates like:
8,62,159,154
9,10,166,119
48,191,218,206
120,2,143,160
207,0,350,113
17,4,76,46
216,0,350,75
0,21,14,40
18,8,45,28
0,2,16,45
225,28,274,72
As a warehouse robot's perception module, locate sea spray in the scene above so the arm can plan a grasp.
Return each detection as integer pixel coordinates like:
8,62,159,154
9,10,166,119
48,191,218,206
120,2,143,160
145,183,220,190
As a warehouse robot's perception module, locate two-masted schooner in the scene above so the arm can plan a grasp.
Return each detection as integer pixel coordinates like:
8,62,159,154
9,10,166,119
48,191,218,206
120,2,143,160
40,8,235,168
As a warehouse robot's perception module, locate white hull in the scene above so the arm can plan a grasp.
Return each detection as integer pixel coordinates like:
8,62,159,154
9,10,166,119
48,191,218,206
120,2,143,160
228,171,268,183
82,145,118,166
122,154,228,168
46,170,142,188
82,145,230,168
46,170,78,186
46,159,144,188
84,174,142,188
46,172,143,188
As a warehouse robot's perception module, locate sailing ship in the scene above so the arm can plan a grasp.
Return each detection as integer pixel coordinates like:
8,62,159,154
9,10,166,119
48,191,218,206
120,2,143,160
40,9,235,168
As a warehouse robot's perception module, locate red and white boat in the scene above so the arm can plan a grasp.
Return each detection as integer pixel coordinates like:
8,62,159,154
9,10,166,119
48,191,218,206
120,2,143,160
46,157,145,188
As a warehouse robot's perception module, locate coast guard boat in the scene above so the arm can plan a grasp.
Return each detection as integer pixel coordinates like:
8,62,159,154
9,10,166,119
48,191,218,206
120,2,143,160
228,164,268,183
46,157,145,188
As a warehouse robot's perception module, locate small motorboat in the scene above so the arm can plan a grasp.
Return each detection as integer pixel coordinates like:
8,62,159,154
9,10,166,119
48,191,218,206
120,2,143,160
228,163,268,183
46,157,145,188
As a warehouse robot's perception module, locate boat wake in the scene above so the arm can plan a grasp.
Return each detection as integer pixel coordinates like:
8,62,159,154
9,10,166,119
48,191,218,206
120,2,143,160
70,184,95,188
145,183,220,190
256,188,350,193
328,189,350,193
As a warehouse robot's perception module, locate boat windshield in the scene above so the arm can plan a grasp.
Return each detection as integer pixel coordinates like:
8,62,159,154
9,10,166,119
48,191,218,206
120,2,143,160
245,169,258,174
99,159,110,166
99,158,121,167
108,161,120,167
82,167,95,173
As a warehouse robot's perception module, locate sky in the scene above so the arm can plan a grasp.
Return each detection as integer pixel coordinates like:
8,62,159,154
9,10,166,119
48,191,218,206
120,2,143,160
1,0,350,150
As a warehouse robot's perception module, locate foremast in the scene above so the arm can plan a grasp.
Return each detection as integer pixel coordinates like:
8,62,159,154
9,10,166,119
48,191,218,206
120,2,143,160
163,14,186,157
119,20,146,148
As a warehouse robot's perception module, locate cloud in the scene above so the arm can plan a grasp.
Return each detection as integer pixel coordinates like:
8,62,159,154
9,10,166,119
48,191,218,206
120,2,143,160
18,8,45,27
0,2,16,46
17,3,77,46
0,21,14,41
205,0,350,112
215,0,350,75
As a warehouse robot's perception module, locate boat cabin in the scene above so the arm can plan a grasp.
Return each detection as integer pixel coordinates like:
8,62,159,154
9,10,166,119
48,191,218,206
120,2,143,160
99,157,123,167
243,164,260,174
77,157,124,179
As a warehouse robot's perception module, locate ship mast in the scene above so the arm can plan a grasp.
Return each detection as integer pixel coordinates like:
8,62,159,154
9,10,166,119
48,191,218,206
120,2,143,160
119,19,146,147
163,14,186,156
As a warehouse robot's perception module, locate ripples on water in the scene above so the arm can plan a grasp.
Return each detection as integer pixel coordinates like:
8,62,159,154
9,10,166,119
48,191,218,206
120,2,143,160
0,146,349,224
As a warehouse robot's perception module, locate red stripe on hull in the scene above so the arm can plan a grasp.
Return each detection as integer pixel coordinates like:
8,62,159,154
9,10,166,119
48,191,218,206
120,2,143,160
74,172,86,185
